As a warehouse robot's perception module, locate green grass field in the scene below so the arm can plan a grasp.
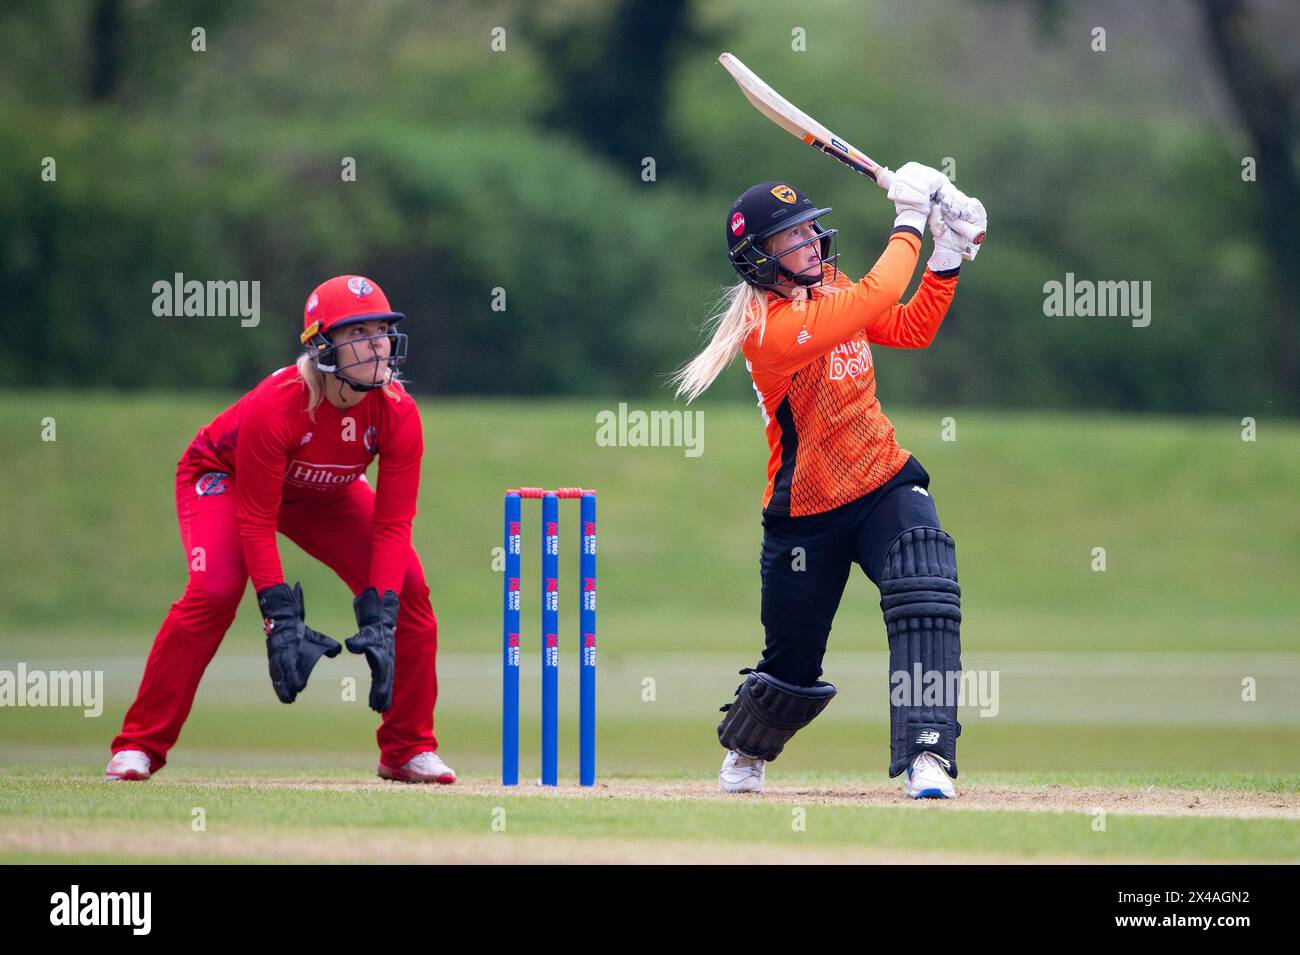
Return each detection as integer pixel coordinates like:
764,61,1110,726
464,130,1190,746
1,768,1295,864
1,392,1297,862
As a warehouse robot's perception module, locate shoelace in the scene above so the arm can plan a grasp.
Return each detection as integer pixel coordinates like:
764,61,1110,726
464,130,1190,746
733,753,762,770
915,751,951,774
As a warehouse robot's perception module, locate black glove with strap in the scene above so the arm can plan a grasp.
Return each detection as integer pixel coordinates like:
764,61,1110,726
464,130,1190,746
256,582,342,704
346,587,398,713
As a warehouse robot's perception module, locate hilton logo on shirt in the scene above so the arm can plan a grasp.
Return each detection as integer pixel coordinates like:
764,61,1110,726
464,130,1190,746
285,461,366,490
827,340,873,380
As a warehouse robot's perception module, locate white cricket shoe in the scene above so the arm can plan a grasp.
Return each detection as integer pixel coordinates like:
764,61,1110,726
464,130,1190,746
104,750,152,782
378,751,457,784
720,750,765,793
904,751,954,799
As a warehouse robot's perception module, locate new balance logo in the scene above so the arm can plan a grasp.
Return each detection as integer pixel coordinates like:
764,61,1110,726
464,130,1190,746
911,486,930,497
916,730,940,745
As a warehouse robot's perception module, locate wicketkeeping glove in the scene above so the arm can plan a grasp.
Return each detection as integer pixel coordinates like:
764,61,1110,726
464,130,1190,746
345,587,398,713
257,582,343,704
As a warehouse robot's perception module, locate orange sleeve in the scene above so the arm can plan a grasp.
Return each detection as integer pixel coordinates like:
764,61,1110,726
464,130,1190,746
865,268,960,349
749,231,922,376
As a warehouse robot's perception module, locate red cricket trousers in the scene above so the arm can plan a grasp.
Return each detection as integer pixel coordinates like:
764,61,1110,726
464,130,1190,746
110,461,439,771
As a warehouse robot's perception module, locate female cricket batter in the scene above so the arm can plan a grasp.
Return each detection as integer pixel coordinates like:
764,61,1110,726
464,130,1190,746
105,275,455,784
673,165,986,798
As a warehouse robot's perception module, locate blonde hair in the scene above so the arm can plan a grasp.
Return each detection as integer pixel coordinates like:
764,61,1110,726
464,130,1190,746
290,352,406,421
671,281,770,403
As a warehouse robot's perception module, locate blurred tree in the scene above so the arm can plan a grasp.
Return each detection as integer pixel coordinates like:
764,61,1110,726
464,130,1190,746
80,0,249,104
1199,0,1299,407
527,0,703,174
0,0,1291,412
1007,0,1298,408
87,0,121,100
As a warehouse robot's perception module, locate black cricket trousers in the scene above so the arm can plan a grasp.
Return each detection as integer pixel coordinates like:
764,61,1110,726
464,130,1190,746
754,455,947,686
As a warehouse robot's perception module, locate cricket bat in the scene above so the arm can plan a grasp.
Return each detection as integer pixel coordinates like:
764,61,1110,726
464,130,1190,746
718,52,894,191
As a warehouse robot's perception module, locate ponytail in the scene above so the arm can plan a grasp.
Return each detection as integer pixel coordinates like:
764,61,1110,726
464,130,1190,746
294,353,326,419
671,281,769,403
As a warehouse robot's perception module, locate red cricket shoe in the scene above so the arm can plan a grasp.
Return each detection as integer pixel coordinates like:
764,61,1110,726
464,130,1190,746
377,752,457,784
104,750,152,781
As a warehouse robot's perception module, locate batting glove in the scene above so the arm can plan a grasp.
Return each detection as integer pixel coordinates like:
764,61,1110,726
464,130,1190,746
934,184,987,244
888,161,951,233
927,195,987,272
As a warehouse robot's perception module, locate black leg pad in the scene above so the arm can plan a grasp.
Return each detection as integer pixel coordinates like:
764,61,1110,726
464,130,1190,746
717,670,838,761
880,527,963,777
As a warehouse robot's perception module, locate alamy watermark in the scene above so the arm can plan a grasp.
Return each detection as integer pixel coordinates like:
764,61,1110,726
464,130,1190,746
49,885,151,935
0,663,103,717
152,273,260,327
596,402,703,458
890,665,999,717
1042,273,1150,327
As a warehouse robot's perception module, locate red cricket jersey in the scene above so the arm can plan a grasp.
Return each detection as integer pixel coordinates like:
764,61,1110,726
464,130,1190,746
180,365,424,595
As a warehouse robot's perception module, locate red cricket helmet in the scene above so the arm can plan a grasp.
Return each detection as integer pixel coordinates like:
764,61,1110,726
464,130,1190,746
299,275,408,392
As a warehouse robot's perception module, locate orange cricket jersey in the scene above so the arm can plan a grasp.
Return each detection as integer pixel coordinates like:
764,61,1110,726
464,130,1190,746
741,229,958,516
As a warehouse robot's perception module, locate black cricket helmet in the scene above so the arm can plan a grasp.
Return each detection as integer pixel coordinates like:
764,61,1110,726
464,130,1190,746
725,181,838,289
